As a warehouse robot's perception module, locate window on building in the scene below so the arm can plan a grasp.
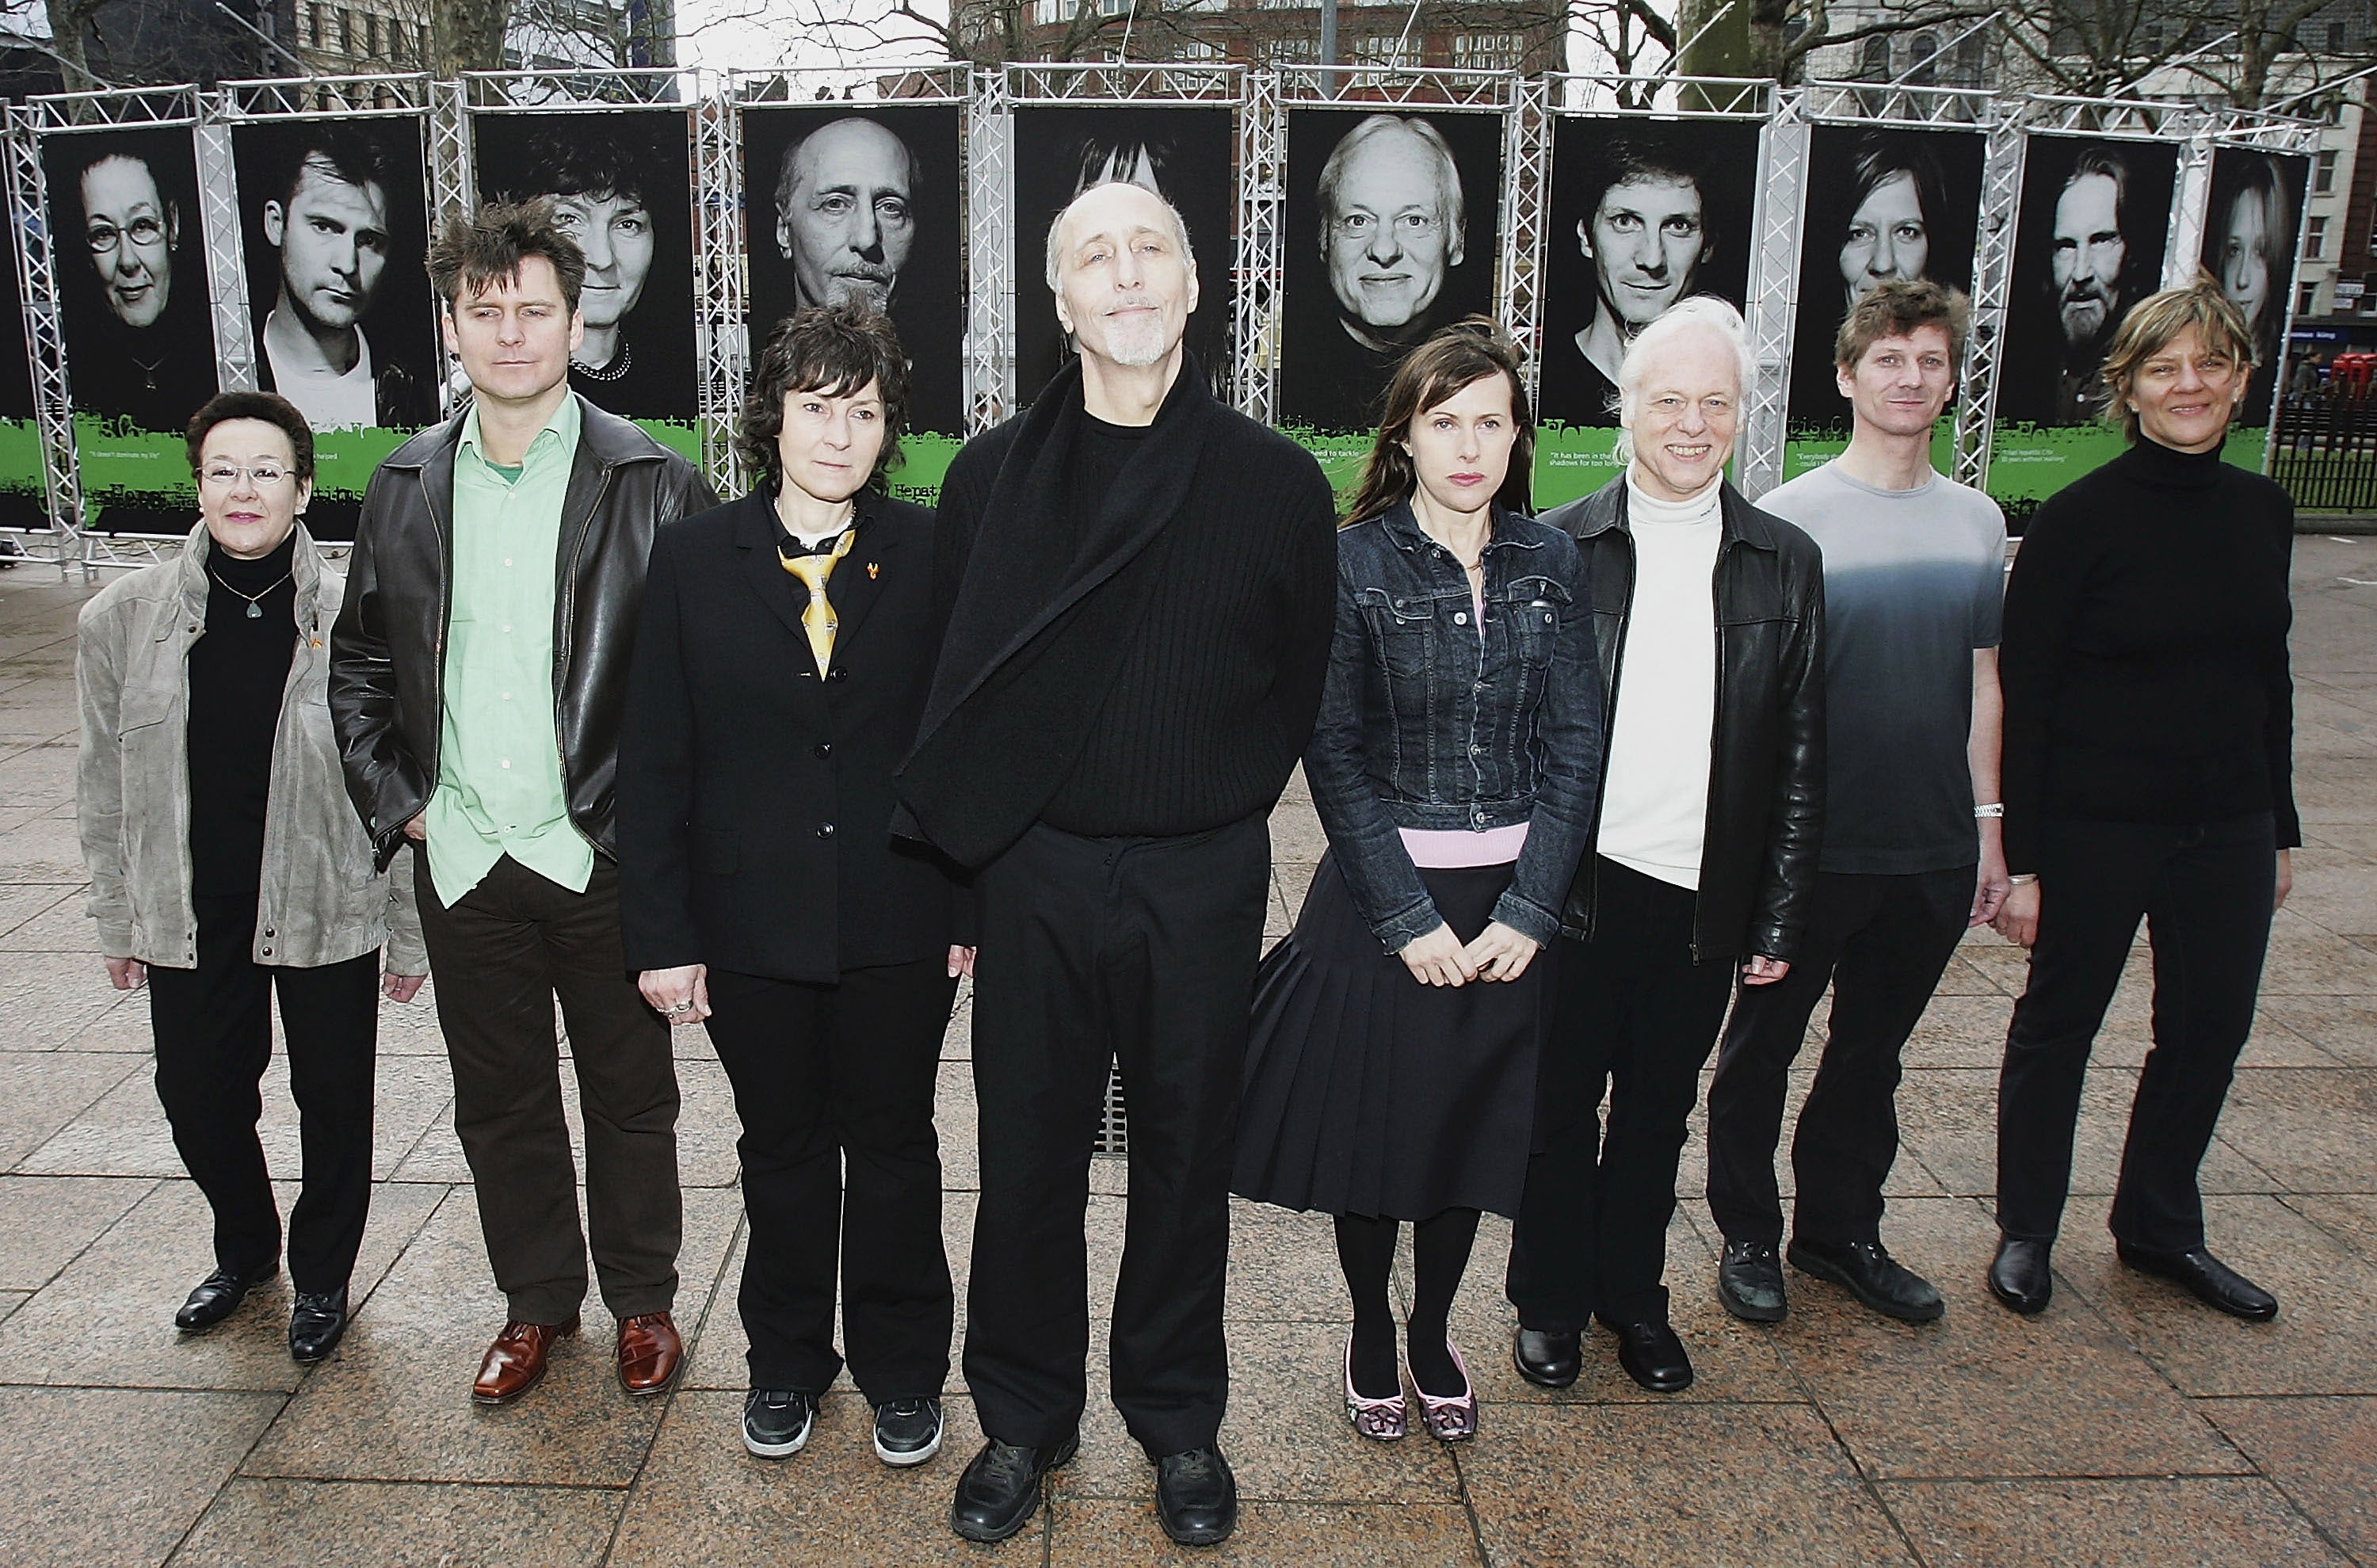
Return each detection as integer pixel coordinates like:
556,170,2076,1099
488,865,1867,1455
1859,35,1890,80
1451,32,1524,70
338,7,353,51
388,19,406,62
1907,31,1939,86
2299,281,2320,316
2329,21,2345,51
1349,32,1406,67
2309,216,2329,257
363,11,377,54
2316,150,2337,194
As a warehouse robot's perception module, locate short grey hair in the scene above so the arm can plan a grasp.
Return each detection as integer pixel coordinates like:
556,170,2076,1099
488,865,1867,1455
1612,295,1755,462
1044,180,1196,293
1315,115,1465,251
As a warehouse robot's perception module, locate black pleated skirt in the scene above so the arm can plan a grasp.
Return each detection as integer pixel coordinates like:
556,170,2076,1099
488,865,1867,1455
1232,851,1554,1220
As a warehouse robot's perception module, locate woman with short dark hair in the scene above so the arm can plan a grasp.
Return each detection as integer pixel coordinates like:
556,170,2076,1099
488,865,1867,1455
619,302,970,1467
76,390,425,1362
1989,277,2297,1322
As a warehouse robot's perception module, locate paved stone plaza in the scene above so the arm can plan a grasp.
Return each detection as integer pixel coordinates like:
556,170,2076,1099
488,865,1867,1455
0,536,2371,1566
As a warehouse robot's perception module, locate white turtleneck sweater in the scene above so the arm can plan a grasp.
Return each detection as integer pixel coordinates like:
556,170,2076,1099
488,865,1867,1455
1597,471,1722,890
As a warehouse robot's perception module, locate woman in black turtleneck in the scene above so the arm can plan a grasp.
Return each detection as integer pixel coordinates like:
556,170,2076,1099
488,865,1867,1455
75,391,424,1364
1986,278,2298,1323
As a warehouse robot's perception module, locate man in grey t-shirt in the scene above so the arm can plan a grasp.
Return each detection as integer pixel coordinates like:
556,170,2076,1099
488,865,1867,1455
1705,280,2010,1324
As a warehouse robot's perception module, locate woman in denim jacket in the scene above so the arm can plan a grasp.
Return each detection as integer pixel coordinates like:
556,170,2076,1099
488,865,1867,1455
1234,321,1601,1444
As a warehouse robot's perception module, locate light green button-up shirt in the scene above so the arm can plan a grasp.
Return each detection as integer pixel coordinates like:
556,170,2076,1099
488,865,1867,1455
425,394,592,901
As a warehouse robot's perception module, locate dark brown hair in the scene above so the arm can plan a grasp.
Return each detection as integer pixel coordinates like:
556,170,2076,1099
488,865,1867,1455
428,197,586,315
1835,277,1971,372
185,390,315,483
738,302,911,495
1342,316,1533,526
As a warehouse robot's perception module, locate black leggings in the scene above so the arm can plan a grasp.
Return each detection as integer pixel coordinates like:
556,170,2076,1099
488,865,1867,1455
1336,1207,1482,1398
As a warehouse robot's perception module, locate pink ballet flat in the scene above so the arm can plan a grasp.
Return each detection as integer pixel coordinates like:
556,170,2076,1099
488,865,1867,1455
1343,1333,1407,1441
1404,1338,1478,1442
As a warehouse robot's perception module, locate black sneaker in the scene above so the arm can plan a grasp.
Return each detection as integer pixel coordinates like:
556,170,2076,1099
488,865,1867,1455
1717,1240,1788,1322
874,1396,945,1467
1788,1237,1944,1322
742,1389,817,1459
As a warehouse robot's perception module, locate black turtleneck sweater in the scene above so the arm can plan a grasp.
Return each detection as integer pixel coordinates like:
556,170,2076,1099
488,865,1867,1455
187,533,300,902
1997,437,2299,875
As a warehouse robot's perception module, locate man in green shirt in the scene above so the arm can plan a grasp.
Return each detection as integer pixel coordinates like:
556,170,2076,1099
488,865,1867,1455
330,202,712,1406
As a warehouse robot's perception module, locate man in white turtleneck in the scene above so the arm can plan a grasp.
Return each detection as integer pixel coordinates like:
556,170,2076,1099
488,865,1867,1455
1506,297,1827,1398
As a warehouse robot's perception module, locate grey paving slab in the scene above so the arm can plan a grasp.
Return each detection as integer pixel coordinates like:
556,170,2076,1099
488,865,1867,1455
0,1173,152,1289
171,1478,625,1568
1879,1477,2351,1567
0,1387,281,1568
0,1051,143,1168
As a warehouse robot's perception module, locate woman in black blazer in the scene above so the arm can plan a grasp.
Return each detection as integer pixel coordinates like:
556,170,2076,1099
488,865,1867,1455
620,303,969,1467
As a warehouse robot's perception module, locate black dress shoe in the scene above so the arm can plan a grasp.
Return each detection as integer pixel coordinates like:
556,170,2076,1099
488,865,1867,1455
2116,1242,2279,1322
1513,1326,1581,1389
949,1434,1078,1543
1717,1239,1788,1323
1601,1317,1692,1394
1788,1238,1944,1323
288,1288,349,1363
1988,1235,2053,1315
174,1264,277,1333
1154,1446,1238,1547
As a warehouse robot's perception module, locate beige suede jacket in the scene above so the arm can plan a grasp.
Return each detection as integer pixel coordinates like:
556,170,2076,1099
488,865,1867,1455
75,522,425,975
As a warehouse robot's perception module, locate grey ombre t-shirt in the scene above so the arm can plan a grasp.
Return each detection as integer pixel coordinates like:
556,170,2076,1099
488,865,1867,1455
1761,461,2007,875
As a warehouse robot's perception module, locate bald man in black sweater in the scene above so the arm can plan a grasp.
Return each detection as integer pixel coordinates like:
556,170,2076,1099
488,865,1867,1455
899,181,1335,1550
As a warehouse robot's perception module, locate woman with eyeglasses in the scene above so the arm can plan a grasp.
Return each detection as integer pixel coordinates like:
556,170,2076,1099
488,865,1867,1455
75,391,425,1362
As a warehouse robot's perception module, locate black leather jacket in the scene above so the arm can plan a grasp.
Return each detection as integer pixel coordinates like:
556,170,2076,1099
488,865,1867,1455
1542,475,1826,962
328,396,715,869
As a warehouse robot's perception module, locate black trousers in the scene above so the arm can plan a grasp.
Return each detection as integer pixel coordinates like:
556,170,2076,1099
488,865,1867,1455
964,815,1270,1457
1704,865,1974,1248
704,957,958,1401
147,896,380,1296
1507,857,1737,1329
1997,815,2276,1252
418,854,682,1322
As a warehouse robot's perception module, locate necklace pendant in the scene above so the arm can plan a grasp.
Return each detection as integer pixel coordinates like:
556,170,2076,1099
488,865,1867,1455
246,602,262,620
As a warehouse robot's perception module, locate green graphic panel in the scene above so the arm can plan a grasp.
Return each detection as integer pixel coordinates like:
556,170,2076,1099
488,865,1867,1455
1532,425,1626,509
1989,421,2273,522
0,418,42,501
887,433,963,509
1280,427,1376,512
72,413,195,510
1783,420,1959,486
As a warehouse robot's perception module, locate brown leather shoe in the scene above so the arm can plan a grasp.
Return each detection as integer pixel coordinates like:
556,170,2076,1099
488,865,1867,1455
471,1315,580,1406
616,1311,683,1397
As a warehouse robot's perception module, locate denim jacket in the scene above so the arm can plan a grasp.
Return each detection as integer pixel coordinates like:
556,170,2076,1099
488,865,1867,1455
1303,500,1604,953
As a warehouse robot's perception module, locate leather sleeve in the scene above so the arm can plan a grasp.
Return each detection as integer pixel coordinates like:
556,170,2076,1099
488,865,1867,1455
1746,535,1827,963
616,528,702,972
327,465,432,871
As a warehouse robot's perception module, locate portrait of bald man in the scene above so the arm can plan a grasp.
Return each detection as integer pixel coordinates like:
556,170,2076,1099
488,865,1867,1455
1281,108,1500,432
777,116,920,313
743,104,965,437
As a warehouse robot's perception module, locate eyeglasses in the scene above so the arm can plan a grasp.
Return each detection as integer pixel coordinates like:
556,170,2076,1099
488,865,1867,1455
86,216,166,254
200,464,294,490
1332,212,1443,242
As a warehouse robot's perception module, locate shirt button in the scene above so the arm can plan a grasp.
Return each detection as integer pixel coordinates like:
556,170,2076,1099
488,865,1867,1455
816,822,835,839
1453,612,1468,625
501,692,511,701
1475,680,1490,692
499,759,511,769
812,742,832,759
503,558,513,567
501,624,512,634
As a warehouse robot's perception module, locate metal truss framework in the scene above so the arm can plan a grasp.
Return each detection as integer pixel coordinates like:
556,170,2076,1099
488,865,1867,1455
3,105,80,572
967,67,1012,433
1957,101,2028,490
28,87,202,571
427,78,474,415
1498,74,1550,410
2,73,2333,547
1740,90,1810,497
693,80,744,500
1233,67,1284,425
